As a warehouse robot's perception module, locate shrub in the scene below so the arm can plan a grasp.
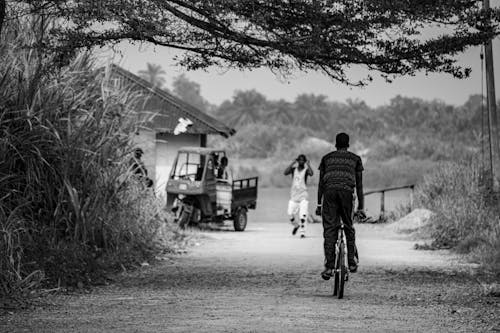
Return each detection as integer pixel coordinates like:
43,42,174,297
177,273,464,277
415,158,500,274
364,157,435,189
209,123,311,159
0,17,170,299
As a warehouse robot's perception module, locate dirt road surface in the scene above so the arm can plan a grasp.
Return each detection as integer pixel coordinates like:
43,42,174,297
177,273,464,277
2,215,499,333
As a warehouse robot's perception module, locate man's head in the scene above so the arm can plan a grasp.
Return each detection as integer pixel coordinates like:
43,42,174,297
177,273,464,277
296,154,307,167
220,156,228,167
134,148,144,159
335,133,350,149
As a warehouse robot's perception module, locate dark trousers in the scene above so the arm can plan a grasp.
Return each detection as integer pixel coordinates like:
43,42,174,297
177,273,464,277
322,190,356,268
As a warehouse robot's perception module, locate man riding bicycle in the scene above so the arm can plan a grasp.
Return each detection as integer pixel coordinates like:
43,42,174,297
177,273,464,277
316,133,365,280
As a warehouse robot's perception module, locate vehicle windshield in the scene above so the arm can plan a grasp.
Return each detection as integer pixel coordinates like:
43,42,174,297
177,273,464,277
171,152,205,181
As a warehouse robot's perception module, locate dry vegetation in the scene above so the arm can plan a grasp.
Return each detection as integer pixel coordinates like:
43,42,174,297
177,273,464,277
415,158,500,275
0,17,182,305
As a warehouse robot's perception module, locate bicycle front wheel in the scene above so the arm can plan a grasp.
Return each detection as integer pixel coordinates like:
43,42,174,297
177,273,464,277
336,245,347,299
333,270,339,296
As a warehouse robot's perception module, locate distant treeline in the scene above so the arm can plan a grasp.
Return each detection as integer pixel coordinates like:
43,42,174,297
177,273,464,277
209,90,486,162
146,66,485,163
165,73,491,188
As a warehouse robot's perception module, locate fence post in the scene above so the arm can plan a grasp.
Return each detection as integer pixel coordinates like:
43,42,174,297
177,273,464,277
409,185,415,210
380,190,385,221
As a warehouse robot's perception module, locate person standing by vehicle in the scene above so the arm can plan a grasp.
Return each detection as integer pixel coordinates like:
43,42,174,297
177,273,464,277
284,154,314,238
130,148,153,188
316,133,365,279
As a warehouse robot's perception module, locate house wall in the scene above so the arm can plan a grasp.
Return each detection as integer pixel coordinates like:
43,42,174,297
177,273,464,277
132,129,156,183
155,133,202,198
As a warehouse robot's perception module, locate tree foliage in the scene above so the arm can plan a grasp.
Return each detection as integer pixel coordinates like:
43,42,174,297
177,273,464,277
294,94,330,130
214,89,487,161
172,73,210,111
214,89,267,127
138,62,166,88
3,0,500,84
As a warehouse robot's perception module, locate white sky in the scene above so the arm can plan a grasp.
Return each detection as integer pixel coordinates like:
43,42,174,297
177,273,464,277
104,33,500,107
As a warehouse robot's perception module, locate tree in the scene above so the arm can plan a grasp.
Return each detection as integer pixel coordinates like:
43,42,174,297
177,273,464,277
3,1,499,85
138,63,166,88
385,96,427,129
265,99,294,124
172,74,209,111
294,94,330,130
343,98,381,136
215,90,267,127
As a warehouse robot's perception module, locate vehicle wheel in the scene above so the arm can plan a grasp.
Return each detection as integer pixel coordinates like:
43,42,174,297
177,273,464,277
233,208,247,232
178,209,191,230
337,246,346,299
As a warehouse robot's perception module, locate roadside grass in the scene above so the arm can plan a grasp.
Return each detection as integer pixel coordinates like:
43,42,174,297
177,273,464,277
0,17,186,306
415,158,500,275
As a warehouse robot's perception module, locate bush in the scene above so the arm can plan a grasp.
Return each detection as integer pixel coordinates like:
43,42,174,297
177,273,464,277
364,157,435,189
415,158,500,274
210,123,311,159
0,17,171,299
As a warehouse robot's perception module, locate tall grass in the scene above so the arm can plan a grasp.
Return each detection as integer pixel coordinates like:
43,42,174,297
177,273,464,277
415,158,500,274
0,17,169,299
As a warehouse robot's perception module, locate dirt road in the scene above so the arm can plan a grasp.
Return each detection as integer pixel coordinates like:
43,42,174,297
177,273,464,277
2,217,499,333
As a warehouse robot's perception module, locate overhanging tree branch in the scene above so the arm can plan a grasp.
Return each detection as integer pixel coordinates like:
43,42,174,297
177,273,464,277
4,0,500,85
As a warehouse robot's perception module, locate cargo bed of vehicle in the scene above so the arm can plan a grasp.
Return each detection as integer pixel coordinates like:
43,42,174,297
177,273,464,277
231,177,258,211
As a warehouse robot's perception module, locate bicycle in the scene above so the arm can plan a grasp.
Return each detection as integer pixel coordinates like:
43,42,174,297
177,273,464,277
331,210,363,299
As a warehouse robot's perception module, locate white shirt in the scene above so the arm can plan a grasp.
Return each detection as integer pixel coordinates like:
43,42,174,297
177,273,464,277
290,167,308,202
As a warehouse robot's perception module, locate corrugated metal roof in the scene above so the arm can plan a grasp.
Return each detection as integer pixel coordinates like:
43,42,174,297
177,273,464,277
110,64,235,138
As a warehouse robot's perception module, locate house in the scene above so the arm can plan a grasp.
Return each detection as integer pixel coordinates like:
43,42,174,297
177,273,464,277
108,64,235,197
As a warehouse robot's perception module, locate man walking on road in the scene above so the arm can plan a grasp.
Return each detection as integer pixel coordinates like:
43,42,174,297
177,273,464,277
316,133,365,279
284,154,314,238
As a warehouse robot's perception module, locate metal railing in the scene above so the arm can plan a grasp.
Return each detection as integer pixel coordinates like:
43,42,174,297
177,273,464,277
364,184,415,220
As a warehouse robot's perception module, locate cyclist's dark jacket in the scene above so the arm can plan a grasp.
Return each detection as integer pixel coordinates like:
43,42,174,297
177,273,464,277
318,150,363,193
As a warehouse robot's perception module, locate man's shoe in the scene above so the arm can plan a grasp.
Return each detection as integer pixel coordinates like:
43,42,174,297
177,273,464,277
321,268,333,280
349,264,358,273
292,226,299,235
300,234,305,238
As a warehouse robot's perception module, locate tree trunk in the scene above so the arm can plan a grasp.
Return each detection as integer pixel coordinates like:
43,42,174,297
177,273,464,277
0,0,5,38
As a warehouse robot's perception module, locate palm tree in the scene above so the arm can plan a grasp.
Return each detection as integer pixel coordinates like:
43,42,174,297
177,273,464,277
265,99,294,124
294,94,330,130
217,90,267,128
138,63,166,88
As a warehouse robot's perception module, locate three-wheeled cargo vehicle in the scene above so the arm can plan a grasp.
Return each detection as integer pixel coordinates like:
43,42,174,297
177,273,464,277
166,147,258,231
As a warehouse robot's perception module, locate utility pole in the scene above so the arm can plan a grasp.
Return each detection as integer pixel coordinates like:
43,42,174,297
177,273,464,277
483,0,500,196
